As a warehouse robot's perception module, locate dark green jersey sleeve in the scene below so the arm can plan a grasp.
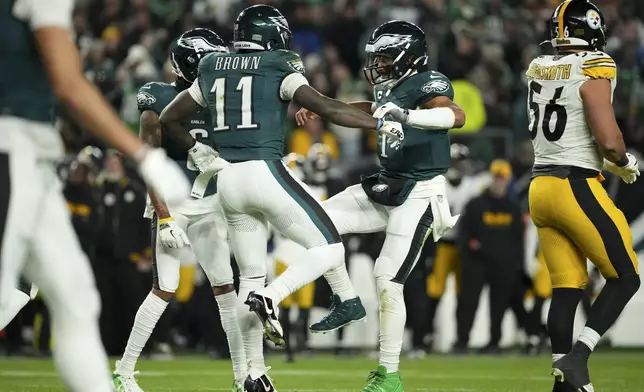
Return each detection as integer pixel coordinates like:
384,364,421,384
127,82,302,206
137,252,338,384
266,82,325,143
412,71,454,107
136,82,177,115
272,50,306,77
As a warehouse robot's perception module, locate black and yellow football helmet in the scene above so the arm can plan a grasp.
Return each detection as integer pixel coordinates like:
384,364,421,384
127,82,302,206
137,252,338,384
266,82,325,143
549,0,606,51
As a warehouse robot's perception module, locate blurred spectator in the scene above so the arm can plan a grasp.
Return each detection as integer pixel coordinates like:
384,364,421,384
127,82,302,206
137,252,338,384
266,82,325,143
455,160,524,354
92,151,150,355
289,117,340,160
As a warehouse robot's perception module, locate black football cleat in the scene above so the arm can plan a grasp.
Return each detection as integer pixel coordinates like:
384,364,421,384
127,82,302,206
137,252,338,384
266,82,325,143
553,380,577,392
245,291,285,347
552,353,594,392
244,373,277,392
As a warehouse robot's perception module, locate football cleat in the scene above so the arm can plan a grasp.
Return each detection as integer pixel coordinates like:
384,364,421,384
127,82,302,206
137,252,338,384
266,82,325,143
232,380,245,392
552,353,594,392
244,373,277,392
362,365,404,392
553,380,577,392
112,361,144,392
245,291,285,347
309,294,367,334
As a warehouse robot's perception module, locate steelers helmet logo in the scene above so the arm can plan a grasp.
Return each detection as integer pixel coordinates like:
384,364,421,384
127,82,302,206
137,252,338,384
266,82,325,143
586,9,601,30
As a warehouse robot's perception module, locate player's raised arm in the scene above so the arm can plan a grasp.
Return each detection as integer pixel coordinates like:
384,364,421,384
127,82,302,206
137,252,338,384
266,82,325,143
292,85,378,129
372,73,466,130
34,22,144,158
23,0,189,203
295,101,375,126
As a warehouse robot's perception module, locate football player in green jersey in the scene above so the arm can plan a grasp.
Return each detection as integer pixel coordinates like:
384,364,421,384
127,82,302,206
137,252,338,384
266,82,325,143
0,1,189,391
159,5,404,391
111,29,247,392
297,21,466,392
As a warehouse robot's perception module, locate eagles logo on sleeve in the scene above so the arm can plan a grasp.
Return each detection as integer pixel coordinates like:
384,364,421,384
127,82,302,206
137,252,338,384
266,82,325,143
287,58,305,74
137,91,157,106
421,79,450,94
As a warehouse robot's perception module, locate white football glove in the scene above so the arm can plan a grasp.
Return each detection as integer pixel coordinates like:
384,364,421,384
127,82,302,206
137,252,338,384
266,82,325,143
373,102,409,123
602,153,640,184
187,141,230,176
138,148,190,206
158,219,190,248
376,118,404,149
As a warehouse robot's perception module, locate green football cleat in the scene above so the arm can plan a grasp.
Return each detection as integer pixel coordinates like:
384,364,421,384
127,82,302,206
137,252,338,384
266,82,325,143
362,365,404,392
309,295,367,333
232,380,244,392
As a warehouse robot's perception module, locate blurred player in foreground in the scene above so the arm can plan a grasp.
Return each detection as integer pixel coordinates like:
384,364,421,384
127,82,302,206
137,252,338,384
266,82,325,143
112,29,246,392
526,1,640,390
297,20,465,392
0,1,189,390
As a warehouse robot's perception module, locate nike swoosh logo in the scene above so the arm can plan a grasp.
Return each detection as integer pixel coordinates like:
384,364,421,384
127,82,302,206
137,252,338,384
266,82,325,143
429,74,441,79
260,378,271,392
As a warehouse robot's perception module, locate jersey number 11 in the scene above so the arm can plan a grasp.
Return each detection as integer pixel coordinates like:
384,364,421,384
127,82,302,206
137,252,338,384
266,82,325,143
210,76,258,131
528,81,567,142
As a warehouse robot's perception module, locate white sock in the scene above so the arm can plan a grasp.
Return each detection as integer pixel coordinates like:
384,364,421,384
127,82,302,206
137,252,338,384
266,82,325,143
578,327,601,352
377,279,405,373
0,289,30,330
552,353,565,363
323,263,357,302
261,243,344,303
238,277,266,377
216,291,247,383
117,292,168,375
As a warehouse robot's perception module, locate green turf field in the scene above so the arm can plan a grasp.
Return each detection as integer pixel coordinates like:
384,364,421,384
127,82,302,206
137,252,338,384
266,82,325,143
0,352,643,391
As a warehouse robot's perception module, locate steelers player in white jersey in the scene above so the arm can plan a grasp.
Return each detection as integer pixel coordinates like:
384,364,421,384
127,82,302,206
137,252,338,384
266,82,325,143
0,1,189,390
526,1,640,391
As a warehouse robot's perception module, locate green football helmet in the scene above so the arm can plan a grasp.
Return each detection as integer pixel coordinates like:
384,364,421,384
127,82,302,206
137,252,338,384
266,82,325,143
364,20,428,85
233,5,292,51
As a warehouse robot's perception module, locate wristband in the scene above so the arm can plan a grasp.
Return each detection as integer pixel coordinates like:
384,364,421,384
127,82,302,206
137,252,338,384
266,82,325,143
616,155,629,167
376,117,383,130
159,217,173,224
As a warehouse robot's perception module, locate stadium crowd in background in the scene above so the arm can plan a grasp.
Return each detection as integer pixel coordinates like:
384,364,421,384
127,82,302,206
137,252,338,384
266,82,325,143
1,0,644,359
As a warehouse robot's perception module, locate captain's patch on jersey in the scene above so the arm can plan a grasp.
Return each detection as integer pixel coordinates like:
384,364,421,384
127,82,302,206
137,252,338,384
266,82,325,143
421,80,450,94
288,58,305,73
137,91,156,106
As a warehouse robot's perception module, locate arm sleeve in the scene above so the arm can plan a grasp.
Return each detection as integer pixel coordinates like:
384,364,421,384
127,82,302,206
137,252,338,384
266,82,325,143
415,72,455,106
188,79,207,108
13,0,73,30
280,73,309,101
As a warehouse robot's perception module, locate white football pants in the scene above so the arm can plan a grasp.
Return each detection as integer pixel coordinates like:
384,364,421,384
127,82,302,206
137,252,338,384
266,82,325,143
0,117,112,391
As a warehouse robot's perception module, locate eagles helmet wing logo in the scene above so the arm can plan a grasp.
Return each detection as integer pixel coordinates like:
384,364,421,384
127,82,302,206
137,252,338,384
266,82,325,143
421,80,450,94
178,37,227,54
268,15,289,30
137,91,156,107
367,34,413,52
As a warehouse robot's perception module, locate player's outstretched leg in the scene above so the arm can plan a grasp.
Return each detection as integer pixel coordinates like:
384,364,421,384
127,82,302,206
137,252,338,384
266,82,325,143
114,216,178,392
189,207,248,390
